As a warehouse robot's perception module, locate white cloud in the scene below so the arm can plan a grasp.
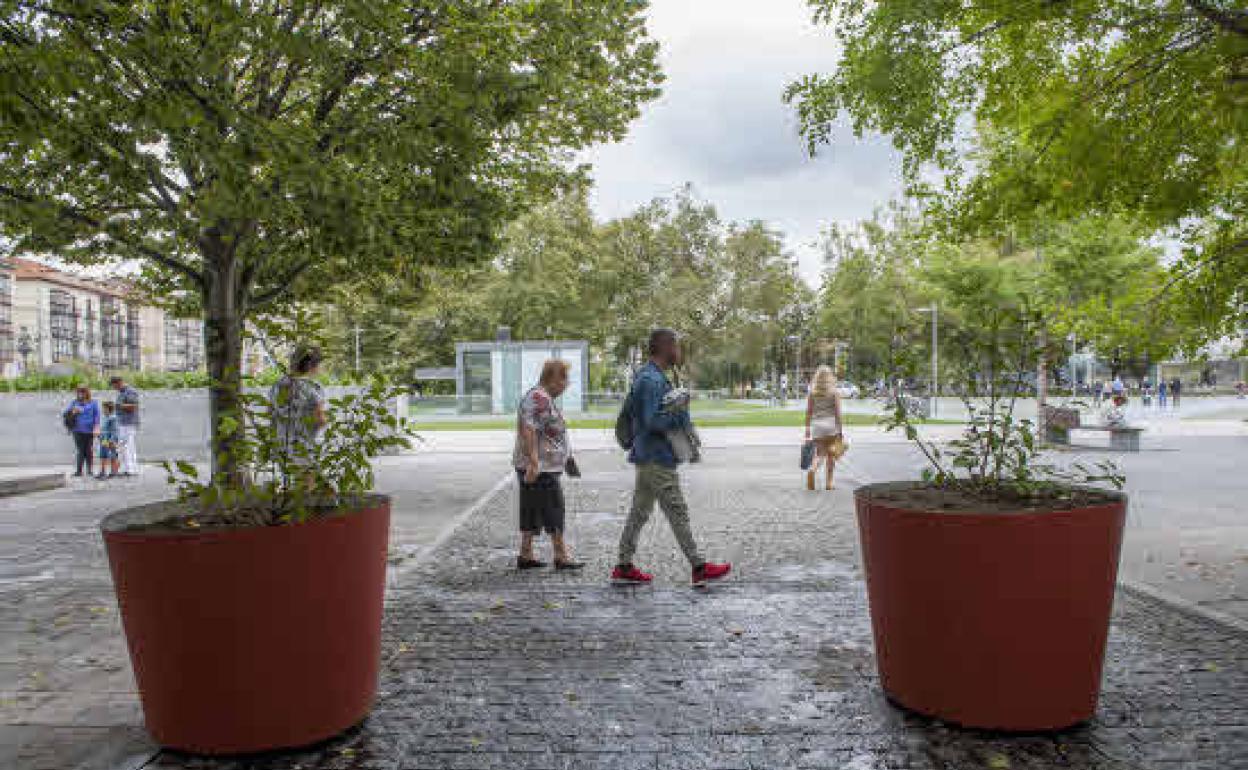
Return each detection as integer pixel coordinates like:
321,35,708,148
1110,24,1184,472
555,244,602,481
583,0,905,286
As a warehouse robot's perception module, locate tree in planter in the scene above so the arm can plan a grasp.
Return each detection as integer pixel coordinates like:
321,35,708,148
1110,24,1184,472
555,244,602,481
860,242,1133,734
887,243,1124,501
0,0,662,479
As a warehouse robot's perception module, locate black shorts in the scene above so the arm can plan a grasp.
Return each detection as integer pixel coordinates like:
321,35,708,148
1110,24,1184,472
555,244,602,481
517,470,565,535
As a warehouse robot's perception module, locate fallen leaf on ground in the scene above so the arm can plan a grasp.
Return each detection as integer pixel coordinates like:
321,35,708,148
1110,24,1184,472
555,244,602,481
987,754,1011,769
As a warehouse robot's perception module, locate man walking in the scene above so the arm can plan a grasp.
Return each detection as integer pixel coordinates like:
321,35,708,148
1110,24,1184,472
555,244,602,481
109,375,141,476
612,329,731,587
1170,377,1182,411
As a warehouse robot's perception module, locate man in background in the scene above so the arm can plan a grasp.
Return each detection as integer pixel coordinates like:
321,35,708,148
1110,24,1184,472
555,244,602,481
109,375,141,476
612,328,731,588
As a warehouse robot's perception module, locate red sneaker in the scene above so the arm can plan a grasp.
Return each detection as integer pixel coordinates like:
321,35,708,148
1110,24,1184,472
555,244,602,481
692,561,732,586
611,564,653,585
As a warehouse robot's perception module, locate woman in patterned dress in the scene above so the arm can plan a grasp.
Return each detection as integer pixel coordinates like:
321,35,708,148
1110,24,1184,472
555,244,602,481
270,345,327,487
513,359,583,571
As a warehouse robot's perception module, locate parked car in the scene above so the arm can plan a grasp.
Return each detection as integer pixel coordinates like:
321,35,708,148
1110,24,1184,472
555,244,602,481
836,381,861,399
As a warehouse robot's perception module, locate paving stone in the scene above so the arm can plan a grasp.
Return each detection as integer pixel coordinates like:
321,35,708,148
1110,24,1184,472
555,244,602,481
6,449,1248,770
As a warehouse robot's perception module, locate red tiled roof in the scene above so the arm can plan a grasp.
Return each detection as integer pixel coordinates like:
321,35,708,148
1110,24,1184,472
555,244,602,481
12,257,135,299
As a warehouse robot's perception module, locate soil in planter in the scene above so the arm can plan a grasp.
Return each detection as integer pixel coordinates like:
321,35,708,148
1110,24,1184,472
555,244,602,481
858,481,1122,515
102,494,387,535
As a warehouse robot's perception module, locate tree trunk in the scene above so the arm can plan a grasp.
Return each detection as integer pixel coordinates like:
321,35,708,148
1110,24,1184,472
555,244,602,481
203,256,246,483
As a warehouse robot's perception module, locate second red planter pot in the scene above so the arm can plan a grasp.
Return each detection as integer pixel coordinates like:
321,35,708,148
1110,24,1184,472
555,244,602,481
854,482,1127,731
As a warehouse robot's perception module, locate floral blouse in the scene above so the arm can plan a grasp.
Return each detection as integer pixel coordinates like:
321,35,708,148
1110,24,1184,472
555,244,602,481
512,386,569,473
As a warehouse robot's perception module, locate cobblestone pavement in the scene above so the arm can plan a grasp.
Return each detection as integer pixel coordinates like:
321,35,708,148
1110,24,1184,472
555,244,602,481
142,449,1247,770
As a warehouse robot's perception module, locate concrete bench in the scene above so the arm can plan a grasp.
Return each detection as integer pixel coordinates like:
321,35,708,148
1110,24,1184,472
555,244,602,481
1075,425,1144,452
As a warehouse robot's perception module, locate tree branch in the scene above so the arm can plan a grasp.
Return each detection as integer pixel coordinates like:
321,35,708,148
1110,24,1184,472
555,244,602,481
0,184,204,286
1185,0,1248,36
248,258,315,307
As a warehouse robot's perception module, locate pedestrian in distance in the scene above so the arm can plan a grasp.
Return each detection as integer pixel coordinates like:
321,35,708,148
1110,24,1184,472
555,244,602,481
95,402,121,479
804,365,847,491
62,384,100,477
1158,380,1168,410
1103,394,1129,427
612,328,731,588
1092,381,1103,408
1170,378,1182,410
513,359,583,571
108,375,141,476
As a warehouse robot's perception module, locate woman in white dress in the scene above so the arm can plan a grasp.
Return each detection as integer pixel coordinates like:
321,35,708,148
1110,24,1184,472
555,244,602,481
804,365,846,491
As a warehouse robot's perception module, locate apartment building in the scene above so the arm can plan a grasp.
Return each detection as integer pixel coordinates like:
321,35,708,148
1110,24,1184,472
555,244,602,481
0,258,14,377
5,258,205,377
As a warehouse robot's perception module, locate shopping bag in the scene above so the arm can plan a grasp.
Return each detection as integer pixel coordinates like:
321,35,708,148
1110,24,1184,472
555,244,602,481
800,439,816,470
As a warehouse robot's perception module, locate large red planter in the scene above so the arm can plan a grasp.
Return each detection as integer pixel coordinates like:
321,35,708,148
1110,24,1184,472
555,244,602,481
101,496,390,754
854,482,1126,731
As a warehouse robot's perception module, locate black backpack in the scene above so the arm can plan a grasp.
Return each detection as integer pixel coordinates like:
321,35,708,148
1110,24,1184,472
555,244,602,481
614,388,635,450
62,408,76,432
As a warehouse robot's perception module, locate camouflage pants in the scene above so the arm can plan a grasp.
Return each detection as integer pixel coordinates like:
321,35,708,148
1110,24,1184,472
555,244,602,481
617,463,703,567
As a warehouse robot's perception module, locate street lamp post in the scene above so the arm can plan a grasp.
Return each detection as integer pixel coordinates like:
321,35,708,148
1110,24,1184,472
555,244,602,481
1067,333,1077,397
914,305,938,418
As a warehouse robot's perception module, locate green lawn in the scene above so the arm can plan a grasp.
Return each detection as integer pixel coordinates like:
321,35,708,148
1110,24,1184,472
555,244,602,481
408,410,946,431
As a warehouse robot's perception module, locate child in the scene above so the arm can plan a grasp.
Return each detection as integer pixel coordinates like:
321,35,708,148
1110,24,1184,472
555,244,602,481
96,402,120,480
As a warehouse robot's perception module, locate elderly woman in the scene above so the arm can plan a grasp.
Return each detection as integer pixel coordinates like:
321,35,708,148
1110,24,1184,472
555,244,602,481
513,359,583,571
804,365,846,491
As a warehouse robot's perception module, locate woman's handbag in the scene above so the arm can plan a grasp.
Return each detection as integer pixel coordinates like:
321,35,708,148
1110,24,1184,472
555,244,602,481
800,439,816,470
564,456,581,478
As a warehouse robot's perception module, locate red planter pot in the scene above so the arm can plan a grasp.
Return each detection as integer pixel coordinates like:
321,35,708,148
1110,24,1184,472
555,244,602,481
854,483,1126,731
101,497,390,754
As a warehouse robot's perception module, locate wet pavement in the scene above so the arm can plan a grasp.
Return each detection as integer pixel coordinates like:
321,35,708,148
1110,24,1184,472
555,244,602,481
150,450,1245,770
4,445,1246,769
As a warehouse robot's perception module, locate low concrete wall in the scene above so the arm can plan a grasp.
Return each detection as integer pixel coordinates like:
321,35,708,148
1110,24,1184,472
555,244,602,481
0,387,379,466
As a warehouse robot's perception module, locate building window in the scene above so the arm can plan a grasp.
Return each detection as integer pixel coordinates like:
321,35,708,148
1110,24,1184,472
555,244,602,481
0,267,12,364
82,299,96,363
49,290,78,362
462,351,493,414
101,297,127,369
163,317,203,372
126,307,141,370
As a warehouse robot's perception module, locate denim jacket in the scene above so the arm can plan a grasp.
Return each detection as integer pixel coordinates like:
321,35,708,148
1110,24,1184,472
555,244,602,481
627,362,691,467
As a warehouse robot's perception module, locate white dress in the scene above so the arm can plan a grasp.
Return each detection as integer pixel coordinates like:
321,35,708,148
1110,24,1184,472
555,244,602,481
809,394,841,438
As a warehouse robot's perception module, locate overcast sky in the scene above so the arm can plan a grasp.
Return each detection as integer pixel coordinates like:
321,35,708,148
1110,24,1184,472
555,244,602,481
582,0,905,287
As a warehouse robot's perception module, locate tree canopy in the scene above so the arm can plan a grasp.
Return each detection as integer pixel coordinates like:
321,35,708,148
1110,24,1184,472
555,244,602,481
324,186,813,392
787,0,1248,344
0,0,662,470
814,209,1179,386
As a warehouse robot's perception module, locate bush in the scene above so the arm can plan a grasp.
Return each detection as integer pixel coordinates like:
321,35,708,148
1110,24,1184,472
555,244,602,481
1,368,366,393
